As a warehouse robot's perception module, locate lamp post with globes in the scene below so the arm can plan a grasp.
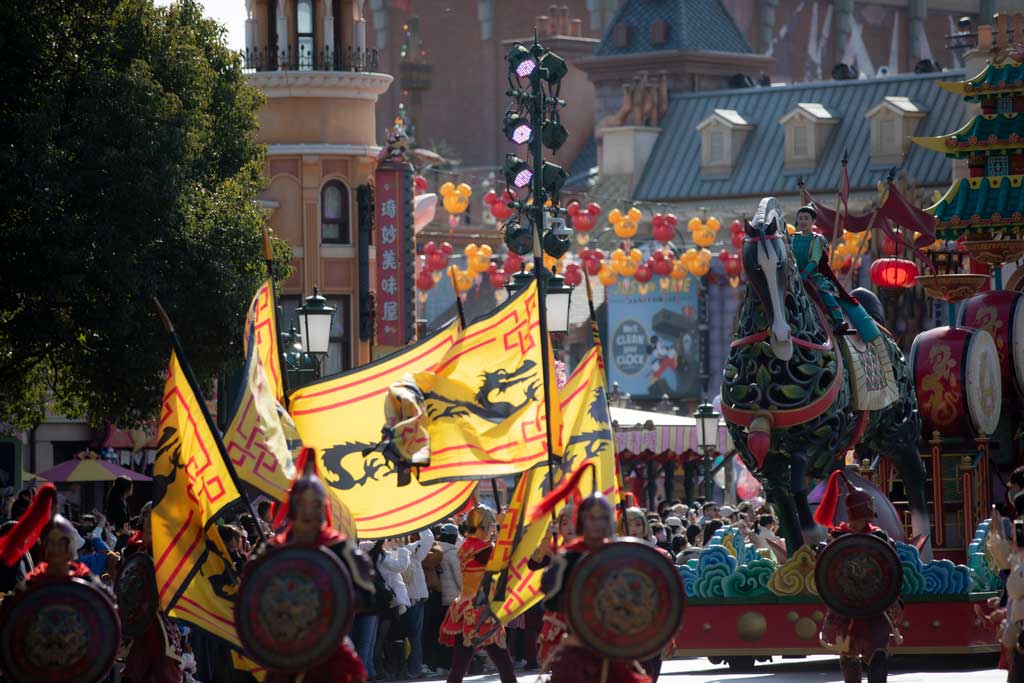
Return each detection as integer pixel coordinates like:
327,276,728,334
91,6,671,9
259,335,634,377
694,400,721,501
295,287,335,380
500,36,572,490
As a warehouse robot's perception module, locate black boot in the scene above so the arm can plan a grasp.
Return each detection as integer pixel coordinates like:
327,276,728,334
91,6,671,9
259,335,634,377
867,650,888,683
840,655,862,683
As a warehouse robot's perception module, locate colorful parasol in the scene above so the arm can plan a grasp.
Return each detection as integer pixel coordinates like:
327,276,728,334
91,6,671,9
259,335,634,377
21,471,48,483
36,451,151,483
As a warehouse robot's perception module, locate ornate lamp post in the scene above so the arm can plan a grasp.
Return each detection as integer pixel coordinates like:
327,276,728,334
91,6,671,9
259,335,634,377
282,323,318,389
694,400,721,500
296,287,335,377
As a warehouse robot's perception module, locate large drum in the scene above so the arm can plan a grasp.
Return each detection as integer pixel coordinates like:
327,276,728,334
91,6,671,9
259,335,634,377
0,578,121,683
235,545,355,672
958,290,1024,396
909,326,1001,437
565,538,684,661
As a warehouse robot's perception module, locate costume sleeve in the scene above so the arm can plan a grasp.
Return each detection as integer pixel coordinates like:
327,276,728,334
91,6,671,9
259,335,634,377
473,545,493,565
800,235,825,277
527,555,551,571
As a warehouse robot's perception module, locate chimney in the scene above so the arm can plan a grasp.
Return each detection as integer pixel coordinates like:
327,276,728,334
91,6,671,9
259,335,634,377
570,18,582,37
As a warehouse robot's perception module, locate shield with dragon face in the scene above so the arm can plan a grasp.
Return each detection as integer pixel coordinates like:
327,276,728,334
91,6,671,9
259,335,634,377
235,545,354,671
566,538,685,661
115,552,159,638
0,577,120,683
815,533,902,618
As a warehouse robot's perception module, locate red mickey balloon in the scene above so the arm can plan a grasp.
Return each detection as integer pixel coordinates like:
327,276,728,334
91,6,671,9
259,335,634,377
416,270,435,291
585,258,603,276
729,219,743,234
653,256,673,277
635,264,653,283
731,232,744,250
723,258,743,277
428,251,449,271
440,242,454,255
489,268,506,289
504,252,523,274
423,241,437,255
564,263,583,287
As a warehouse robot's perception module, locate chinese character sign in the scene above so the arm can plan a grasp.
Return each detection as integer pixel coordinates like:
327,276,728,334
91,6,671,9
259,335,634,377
375,161,415,346
604,278,701,400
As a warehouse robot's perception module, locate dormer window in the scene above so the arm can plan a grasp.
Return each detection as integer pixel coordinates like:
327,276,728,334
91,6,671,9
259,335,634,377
697,109,753,175
779,103,838,170
865,96,927,165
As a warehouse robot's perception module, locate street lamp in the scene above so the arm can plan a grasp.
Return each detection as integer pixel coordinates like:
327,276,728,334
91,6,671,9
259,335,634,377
296,287,335,375
694,400,720,500
282,323,318,388
505,266,573,334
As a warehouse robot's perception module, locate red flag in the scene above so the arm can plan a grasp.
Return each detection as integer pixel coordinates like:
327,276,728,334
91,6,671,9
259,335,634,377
877,179,938,248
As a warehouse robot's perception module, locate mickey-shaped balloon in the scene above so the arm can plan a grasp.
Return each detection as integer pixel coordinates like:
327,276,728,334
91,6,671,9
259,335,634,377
688,215,720,248
618,248,642,277
670,259,689,280
651,213,678,244
452,266,475,293
563,263,583,287
484,189,516,222
567,201,602,233
609,207,643,240
440,182,472,215
598,264,617,286
416,269,435,291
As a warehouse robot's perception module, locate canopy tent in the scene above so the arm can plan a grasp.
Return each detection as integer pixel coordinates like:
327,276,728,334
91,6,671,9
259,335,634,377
611,407,733,463
36,451,151,483
21,471,47,482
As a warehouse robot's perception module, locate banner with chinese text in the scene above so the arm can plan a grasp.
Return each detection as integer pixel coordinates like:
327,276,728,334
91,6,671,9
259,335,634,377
374,161,415,346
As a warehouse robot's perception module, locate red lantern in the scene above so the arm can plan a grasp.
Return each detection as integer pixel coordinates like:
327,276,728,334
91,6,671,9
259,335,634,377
564,263,583,287
880,233,901,257
504,252,523,274
416,270,435,291
634,264,653,283
869,258,919,288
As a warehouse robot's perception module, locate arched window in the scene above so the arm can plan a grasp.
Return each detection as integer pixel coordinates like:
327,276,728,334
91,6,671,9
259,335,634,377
321,180,350,244
297,0,314,70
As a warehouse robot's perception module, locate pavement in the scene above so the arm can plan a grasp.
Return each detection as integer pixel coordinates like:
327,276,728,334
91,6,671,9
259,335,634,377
406,653,1004,682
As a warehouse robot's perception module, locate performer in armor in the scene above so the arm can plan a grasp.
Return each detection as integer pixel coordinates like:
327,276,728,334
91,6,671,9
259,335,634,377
533,466,651,683
815,471,902,683
791,205,878,341
259,448,376,683
621,506,674,682
529,504,576,671
119,501,185,683
439,504,517,683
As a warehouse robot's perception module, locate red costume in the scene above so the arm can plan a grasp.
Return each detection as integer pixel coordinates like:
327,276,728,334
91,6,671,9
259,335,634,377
259,447,373,683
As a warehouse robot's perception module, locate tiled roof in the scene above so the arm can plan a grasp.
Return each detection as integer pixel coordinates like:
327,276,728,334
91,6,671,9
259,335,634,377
938,59,1024,99
634,70,967,202
593,0,752,58
913,113,1024,157
565,135,598,188
928,175,1024,239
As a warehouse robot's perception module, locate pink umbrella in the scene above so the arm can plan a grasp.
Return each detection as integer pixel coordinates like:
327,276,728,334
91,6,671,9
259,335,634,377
36,451,151,483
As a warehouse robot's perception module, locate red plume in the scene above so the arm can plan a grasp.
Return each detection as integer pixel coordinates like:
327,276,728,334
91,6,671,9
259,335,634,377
813,470,848,527
272,447,333,529
528,463,595,524
0,483,56,567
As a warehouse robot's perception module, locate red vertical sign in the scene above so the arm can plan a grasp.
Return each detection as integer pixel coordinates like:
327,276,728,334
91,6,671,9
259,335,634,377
374,161,414,346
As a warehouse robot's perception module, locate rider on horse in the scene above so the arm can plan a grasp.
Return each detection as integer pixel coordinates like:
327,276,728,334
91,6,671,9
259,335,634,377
791,204,879,342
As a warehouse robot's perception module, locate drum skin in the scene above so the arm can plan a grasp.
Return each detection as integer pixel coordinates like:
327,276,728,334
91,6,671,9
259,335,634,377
958,289,1024,396
815,533,902,618
910,326,1001,437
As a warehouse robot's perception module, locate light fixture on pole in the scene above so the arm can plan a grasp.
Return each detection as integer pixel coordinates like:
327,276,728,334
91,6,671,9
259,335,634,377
503,111,533,145
502,154,533,189
507,43,537,79
296,287,335,375
282,323,318,388
694,400,721,500
505,267,573,334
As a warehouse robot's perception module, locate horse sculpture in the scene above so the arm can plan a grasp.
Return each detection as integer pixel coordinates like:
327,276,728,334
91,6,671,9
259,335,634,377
721,197,931,557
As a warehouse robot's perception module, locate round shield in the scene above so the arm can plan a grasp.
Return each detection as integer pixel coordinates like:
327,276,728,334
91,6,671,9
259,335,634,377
115,552,159,638
815,533,903,618
235,545,354,672
565,538,685,661
0,577,120,683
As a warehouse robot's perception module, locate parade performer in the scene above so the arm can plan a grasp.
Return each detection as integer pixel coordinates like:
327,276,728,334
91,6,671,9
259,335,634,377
532,465,651,683
791,204,878,340
119,501,185,683
529,504,576,671
257,448,376,683
815,471,902,683
439,504,517,683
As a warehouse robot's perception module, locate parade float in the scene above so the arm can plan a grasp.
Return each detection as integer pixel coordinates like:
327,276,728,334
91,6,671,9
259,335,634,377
670,53,1024,667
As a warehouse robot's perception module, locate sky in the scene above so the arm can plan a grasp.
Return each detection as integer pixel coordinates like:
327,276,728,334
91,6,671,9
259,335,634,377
157,0,246,52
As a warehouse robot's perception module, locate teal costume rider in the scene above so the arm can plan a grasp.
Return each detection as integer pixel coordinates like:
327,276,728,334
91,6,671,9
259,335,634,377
791,205,879,342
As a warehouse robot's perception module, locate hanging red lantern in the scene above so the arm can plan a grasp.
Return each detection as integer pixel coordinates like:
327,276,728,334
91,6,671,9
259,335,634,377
880,233,900,257
564,263,583,287
416,270,435,291
870,258,919,288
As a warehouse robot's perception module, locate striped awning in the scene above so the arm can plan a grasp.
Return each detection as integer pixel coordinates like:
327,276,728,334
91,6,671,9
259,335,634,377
611,407,734,457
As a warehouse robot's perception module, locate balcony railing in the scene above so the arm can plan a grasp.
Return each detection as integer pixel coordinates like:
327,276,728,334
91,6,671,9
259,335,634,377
243,45,380,73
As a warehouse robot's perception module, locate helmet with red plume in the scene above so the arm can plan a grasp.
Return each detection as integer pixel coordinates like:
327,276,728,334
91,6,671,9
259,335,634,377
0,483,59,567
813,470,876,527
272,447,332,530
529,463,615,538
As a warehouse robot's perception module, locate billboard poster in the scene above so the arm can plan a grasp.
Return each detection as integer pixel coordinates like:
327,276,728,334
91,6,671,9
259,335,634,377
605,277,701,400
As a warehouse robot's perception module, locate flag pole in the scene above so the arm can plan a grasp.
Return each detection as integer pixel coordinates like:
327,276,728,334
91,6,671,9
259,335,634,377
447,266,503,509
153,297,268,543
262,226,291,407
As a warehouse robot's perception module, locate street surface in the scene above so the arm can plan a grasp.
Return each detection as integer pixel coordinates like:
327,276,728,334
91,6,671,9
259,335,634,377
441,653,1004,682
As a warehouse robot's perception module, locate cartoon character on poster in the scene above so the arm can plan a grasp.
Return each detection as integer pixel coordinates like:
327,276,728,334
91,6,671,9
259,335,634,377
646,336,678,394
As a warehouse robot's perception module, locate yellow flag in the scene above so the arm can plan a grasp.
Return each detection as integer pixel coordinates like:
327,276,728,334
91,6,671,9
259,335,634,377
224,321,297,502
153,349,243,645
415,281,562,484
288,317,476,539
243,279,284,403
485,346,619,623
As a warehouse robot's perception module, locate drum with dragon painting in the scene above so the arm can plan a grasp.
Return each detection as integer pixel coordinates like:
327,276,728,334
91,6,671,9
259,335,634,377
909,326,1001,438
958,289,1024,396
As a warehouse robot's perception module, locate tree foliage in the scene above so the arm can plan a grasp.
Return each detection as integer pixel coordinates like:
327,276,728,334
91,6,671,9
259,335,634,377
0,0,290,429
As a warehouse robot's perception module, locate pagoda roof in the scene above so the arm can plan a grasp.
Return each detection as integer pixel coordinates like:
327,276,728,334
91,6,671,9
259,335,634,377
938,59,1024,100
928,174,1024,238
912,113,1024,157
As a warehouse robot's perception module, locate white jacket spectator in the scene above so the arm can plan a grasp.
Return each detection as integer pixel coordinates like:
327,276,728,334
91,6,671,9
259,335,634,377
438,539,461,606
400,528,434,603
376,542,411,611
